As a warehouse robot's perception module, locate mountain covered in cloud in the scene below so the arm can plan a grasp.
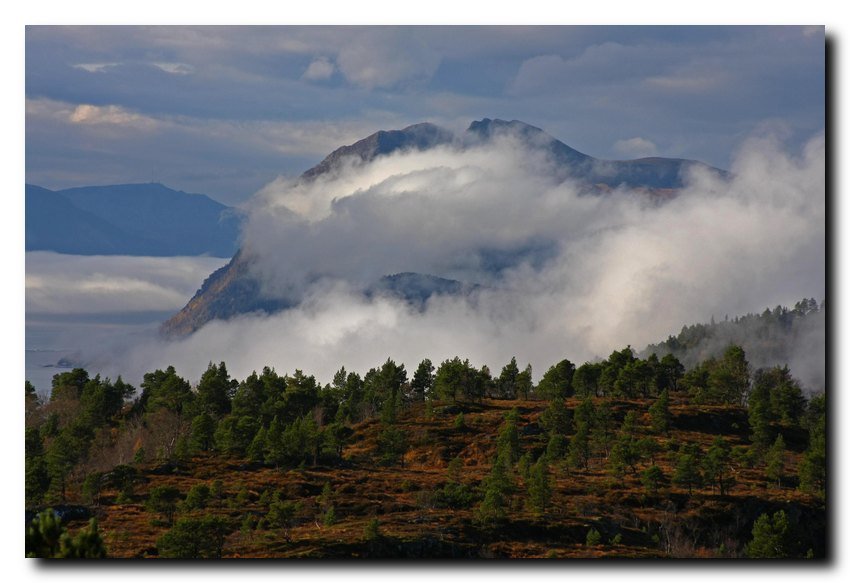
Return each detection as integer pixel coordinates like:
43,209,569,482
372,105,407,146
161,118,726,337
26,183,243,257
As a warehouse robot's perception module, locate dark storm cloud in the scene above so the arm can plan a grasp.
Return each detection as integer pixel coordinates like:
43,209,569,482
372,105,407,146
26,26,824,204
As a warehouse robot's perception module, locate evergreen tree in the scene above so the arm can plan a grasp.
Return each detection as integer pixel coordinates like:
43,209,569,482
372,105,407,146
231,371,269,420
748,369,775,450
539,398,571,436
637,437,662,465
658,354,685,392
746,510,792,558
264,416,286,468
765,434,786,488
536,359,575,400
586,528,602,547
798,394,826,495
544,432,567,462
140,366,194,416
707,345,750,405
573,362,602,398
768,366,806,425
410,358,435,402
146,485,182,526
495,409,521,463
673,445,702,495
590,399,616,458
157,515,230,558
516,363,533,400
475,451,515,526
190,412,217,453
26,510,107,558
376,424,408,467
526,458,552,515
567,423,592,470
702,437,732,495
197,362,239,417
641,465,665,494
495,357,520,399
649,389,671,435
247,426,268,463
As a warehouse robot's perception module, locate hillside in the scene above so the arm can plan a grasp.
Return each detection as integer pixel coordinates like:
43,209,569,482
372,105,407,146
642,299,825,392
25,347,826,559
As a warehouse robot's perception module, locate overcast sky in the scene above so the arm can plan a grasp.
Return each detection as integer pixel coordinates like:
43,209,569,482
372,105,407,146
25,25,824,205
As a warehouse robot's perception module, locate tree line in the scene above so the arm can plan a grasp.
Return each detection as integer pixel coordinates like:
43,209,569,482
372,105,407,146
25,342,825,558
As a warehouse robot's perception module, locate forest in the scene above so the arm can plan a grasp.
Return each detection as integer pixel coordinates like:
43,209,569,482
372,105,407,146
25,315,826,559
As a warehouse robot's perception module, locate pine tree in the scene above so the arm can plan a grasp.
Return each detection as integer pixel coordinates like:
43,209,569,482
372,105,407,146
495,409,521,464
539,398,571,436
26,510,107,558
673,446,702,495
746,510,792,558
537,359,575,400
146,485,181,526
526,459,552,516
475,451,515,526
798,393,826,495
190,412,217,453
410,359,434,402
649,389,671,434
641,465,664,494
702,437,732,495
247,426,268,463
157,515,230,558
765,434,786,488
567,423,592,470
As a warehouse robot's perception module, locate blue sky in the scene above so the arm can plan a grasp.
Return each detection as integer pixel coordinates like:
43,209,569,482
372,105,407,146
25,25,824,205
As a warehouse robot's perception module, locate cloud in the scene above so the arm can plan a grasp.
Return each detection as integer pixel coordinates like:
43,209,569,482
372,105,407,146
613,137,658,158
335,29,441,90
27,27,825,202
151,62,194,75
90,129,824,394
73,62,120,73
302,57,335,82
25,252,228,314
644,71,729,93
68,103,158,129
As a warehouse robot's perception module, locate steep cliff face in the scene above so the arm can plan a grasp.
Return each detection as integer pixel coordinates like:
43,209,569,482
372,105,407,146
161,119,726,338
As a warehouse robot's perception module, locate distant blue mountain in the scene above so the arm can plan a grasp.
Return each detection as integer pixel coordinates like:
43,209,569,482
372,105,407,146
26,183,243,257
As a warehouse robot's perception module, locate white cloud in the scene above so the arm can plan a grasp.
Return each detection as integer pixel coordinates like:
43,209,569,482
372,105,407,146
94,130,824,392
613,137,658,158
68,104,159,129
25,253,228,314
301,57,335,81
335,29,440,90
72,62,120,73
151,62,194,75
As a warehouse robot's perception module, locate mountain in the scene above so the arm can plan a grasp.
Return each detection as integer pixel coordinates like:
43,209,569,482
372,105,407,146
26,185,155,255
161,118,727,337
467,118,720,189
26,183,243,257
302,122,455,180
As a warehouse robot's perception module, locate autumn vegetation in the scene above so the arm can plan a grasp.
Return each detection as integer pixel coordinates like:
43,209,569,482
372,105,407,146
25,321,826,558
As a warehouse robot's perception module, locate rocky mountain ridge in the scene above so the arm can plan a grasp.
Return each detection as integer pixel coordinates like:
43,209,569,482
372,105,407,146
160,118,727,337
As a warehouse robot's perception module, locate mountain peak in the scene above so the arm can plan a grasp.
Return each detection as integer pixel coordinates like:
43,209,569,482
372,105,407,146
301,122,454,180
466,118,544,137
